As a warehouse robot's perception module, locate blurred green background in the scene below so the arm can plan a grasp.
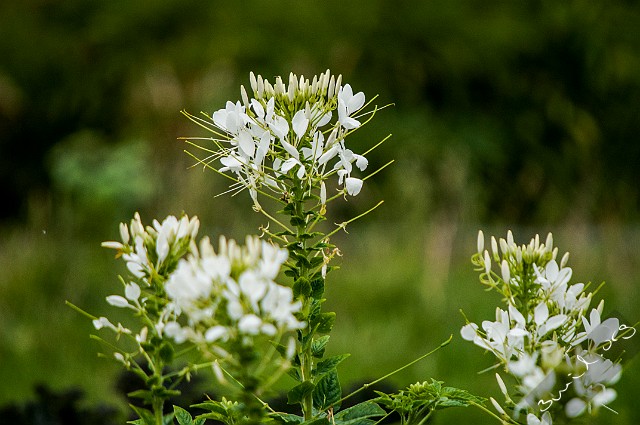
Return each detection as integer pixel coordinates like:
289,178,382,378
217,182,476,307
1,0,639,423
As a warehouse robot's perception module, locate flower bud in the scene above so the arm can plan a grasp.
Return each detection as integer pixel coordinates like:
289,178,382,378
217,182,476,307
484,250,492,275
477,230,484,254
501,260,511,283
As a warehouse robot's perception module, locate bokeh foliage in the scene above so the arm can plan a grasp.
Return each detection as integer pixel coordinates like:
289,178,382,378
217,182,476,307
1,1,639,424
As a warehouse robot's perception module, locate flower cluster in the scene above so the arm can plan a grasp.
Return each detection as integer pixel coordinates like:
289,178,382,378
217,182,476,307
97,212,303,369
461,231,633,424
162,234,305,348
101,212,200,285
185,70,372,204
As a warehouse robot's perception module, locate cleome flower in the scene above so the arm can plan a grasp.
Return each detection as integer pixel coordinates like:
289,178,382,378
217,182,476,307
162,234,305,349
183,70,374,205
462,230,630,423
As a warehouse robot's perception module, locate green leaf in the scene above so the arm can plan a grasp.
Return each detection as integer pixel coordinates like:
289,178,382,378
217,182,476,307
310,277,325,299
313,312,336,334
192,398,241,424
270,412,304,424
300,418,330,425
290,216,306,227
127,389,153,403
334,401,386,425
311,335,330,358
315,354,350,379
312,369,342,411
128,405,156,425
174,405,193,425
288,381,316,405
293,277,312,298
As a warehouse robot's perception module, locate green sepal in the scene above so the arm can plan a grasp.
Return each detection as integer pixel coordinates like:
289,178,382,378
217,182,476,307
287,381,316,405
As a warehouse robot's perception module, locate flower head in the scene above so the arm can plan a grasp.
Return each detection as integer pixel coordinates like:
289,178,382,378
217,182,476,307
184,70,374,204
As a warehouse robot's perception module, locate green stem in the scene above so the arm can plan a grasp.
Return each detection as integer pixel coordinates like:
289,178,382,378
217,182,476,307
153,396,164,425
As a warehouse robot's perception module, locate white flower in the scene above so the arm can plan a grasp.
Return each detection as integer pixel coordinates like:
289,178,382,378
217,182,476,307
337,84,365,129
212,100,247,134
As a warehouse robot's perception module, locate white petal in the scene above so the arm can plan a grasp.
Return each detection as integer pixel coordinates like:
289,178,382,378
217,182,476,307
205,326,228,343
534,302,549,326
348,91,365,112
106,295,130,308
354,154,368,171
292,110,309,141
280,139,300,160
320,181,327,206
237,130,255,158
125,283,141,301
238,314,262,335
565,398,587,418
345,177,363,196
460,323,479,341
280,158,299,173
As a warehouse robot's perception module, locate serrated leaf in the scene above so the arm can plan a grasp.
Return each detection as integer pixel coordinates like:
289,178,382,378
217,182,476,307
313,312,336,334
334,401,386,423
315,354,350,378
310,277,325,299
293,277,312,298
288,381,316,405
313,369,342,411
311,335,330,358
174,405,194,425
